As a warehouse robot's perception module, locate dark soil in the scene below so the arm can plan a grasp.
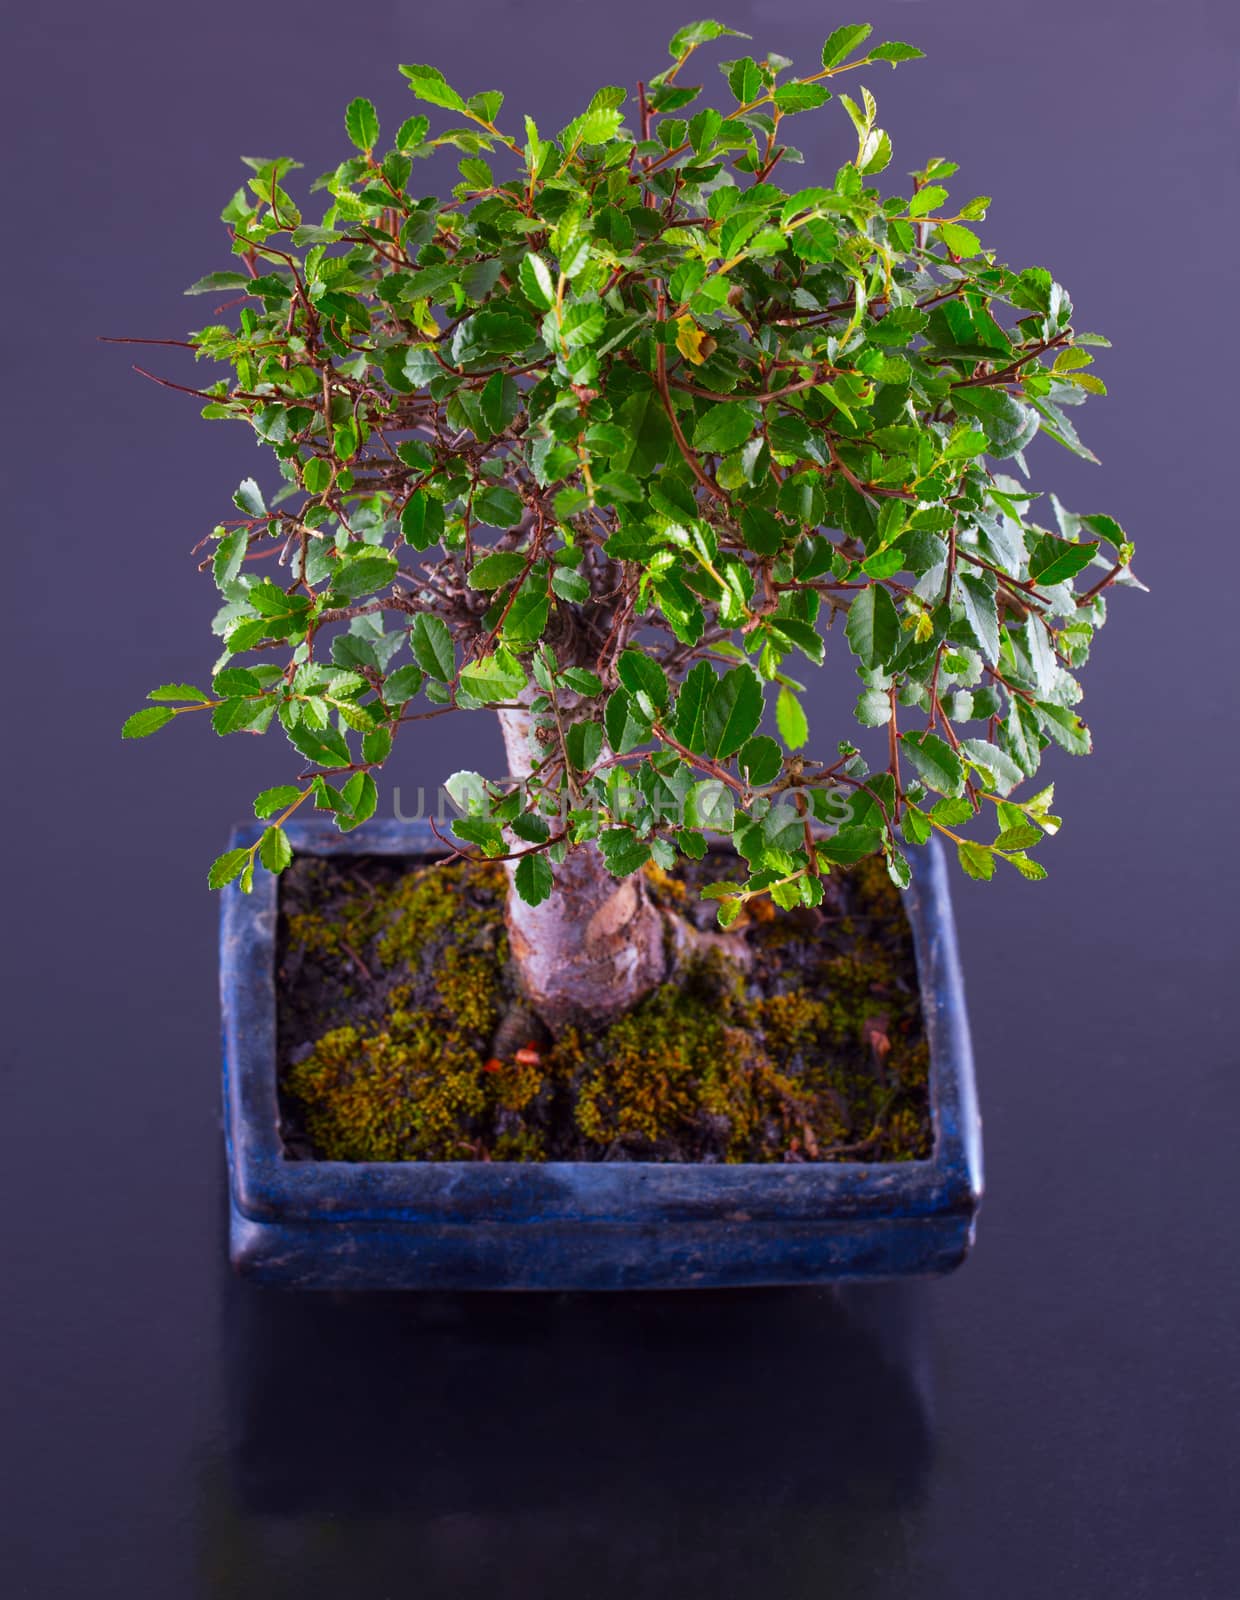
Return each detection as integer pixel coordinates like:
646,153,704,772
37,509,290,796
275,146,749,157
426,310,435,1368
275,851,932,1165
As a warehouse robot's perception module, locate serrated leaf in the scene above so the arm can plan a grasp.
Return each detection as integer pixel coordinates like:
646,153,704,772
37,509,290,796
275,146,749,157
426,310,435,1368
692,401,756,455
514,851,554,906
704,666,763,759
845,583,900,668
870,41,925,64
213,527,248,588
956,840,995,880
286,721,352,768
468,550,526,589
519,252,555,310
599,828,651,877
902,730,965,797
148,683,210,704
258,825,294,873
1028,534,1098,587
399,62,467,113
956,573,999,663
344,97,379,152
208,848,250,890
739,735,782,786
565,718,603,771
821,23,872,68
185,271,252,296
233,478,266,517
671,661,715,752
617,650,669,711
122,706,176,739
254,785,302,818
409,613,454,680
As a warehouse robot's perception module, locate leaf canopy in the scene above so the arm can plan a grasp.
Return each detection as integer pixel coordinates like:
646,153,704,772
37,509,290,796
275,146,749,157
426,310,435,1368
123,19,1134,913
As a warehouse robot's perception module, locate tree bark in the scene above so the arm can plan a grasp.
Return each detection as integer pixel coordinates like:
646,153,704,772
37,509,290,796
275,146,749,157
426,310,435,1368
497,705,669,1033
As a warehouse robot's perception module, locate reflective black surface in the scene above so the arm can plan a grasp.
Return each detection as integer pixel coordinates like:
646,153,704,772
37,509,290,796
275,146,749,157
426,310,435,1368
4,1,1238,1594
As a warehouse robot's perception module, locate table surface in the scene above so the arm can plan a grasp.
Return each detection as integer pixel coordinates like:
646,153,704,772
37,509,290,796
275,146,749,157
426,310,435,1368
4,1,1238,1595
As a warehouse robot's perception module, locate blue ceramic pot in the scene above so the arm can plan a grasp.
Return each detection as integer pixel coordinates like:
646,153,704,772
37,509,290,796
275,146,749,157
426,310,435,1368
220,820,982,1290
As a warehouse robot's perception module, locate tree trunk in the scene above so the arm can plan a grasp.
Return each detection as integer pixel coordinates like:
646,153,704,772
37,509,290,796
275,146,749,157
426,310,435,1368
497,705,669,1033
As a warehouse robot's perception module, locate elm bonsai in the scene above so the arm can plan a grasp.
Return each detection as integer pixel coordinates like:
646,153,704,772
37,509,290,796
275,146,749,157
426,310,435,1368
122,19,1136,1036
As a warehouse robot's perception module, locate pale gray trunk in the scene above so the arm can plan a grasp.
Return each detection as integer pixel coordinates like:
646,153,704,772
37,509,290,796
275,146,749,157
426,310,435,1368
497,705,668,1033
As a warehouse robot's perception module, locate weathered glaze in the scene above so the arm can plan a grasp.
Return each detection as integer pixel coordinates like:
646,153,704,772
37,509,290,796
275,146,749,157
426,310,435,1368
220,821,982,1290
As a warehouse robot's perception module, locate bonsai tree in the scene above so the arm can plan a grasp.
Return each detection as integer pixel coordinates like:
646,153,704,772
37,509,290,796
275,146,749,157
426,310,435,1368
122,19,1136,1032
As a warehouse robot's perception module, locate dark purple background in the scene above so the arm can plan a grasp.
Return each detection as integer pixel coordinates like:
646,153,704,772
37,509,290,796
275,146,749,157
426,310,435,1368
4,1,1238,1594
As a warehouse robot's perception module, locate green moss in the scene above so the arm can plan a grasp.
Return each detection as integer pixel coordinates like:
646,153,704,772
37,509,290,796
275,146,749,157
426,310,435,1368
279,854,930,1165
574,953,801,1161
285,1014,488,1161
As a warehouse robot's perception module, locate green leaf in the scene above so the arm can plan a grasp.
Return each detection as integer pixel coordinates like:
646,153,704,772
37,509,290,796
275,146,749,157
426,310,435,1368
565,719,603,771
383,664,424,704
208,848,250,890
776,686,808,750
726,56,763,105
692,401,756,455
473,485,525,528
705,665,763,758
821,24,872,68
286,721,352,768
995,823,1043,851
344,97,380,152
339,771,378,828
959,738,1023,795
1028,534,1099,587
302,457,332,495
362,727,393,765
258,824,294,873
451,309,537,366
122,706,176,739
685,779,735,833
956,573,1000,663
954,386,1039,457
233,477,266,517
185,271,252,296
908,185,948,218
468,550,527,588
514,851,554,906
254,785,302,818
409,613,454,680
401,492,445,551
902,804,932,846
870,41,926,64
599,828,651,877
332,552,399,600
213,527,248,589
458,647,526,703
901,730,966,797
148,683,210,704
670,19,745,55
739,735,782,785
605,689,652,754
1037,701,1092,755
956,840,995,880
519,252,555,310
845,583,900,668
774,82,831,113
617,650,670,712
671,661,715,752
399,63,467,113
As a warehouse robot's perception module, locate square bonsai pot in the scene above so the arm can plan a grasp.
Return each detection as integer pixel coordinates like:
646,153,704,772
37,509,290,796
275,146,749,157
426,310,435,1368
221,819,982,1290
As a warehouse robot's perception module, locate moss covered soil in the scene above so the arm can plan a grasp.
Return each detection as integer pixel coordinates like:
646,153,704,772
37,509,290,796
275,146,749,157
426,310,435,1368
276,852,931,1166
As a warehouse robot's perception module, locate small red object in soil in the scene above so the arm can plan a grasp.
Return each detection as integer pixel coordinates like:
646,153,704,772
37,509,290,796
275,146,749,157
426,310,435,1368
482,1057,504,1074
515,1045,541,1066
